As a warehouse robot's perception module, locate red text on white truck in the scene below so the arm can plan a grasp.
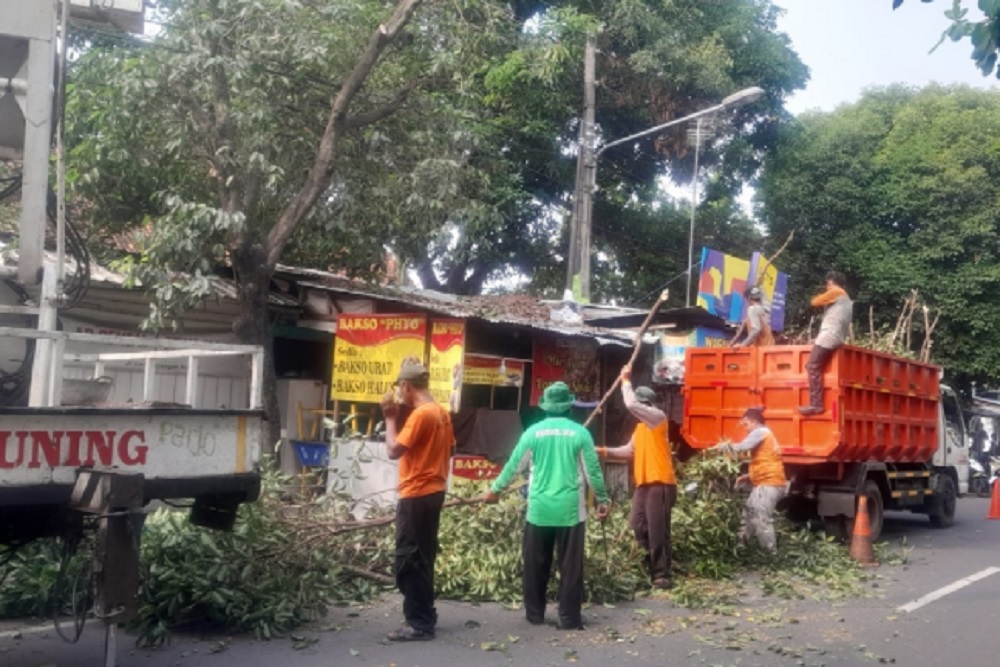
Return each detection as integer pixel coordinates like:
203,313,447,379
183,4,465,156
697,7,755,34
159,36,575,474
0,430,148,468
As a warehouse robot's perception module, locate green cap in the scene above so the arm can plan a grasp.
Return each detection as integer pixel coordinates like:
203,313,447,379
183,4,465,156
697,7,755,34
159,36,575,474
539,381,575,414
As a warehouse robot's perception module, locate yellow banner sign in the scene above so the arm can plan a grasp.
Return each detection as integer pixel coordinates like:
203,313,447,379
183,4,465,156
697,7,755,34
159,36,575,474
429,319,465,412
332,315,427,402
463,354,525,387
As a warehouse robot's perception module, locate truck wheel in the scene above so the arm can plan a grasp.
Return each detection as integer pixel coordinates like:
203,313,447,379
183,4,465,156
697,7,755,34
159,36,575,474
850,480,884,542
823,515,849,543
928,475,957,528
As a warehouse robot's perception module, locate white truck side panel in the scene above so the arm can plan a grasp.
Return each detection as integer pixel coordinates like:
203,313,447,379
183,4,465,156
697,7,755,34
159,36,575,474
63,363,250,409
0,412,261,486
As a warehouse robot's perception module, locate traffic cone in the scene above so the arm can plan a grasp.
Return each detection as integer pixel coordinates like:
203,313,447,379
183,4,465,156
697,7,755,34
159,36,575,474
849,495,879,567
988,479,1000,520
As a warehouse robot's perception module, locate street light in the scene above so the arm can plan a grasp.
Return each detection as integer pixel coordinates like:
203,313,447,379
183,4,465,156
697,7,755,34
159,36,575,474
686,116,719,307
565,85,765,304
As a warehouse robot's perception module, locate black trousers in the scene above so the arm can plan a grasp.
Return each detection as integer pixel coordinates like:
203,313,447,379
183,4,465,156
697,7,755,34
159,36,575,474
630,483,677,582
522,521,585,628
394,491,445,634
805,344,836,409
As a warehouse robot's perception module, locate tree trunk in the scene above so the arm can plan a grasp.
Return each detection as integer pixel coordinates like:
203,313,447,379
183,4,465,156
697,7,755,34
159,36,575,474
232,242,282,460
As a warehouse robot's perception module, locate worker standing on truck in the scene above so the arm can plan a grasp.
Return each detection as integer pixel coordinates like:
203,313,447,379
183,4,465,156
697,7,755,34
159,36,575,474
799,271,853,416
597,365,676,590
380,358,456,642
485,382,610,630
735,286,774,347
711,408,787,552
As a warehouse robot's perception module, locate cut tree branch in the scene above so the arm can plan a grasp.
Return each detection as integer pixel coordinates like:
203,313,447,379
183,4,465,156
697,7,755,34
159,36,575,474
265,0,425,267
728,231,795,345
752,230,794,290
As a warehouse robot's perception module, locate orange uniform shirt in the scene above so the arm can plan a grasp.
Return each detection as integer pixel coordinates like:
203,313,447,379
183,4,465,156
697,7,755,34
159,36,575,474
749,429,786,487
633,421,677,486
396,402,455,498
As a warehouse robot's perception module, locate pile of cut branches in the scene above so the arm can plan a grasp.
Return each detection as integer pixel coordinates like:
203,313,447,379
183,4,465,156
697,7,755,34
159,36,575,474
1,452,890,645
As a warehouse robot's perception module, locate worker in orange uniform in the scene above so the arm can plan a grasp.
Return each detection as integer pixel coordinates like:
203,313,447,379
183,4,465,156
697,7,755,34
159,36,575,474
710,407,787,552
380,358,455,641
598,365,676,589
799,271,853,415
735,286,774,347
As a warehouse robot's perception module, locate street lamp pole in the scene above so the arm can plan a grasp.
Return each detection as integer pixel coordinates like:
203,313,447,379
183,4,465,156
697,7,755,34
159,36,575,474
565,86,765,304
686,116,703,308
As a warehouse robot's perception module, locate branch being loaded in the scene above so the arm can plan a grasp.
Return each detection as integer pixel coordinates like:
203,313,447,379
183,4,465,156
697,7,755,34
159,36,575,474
752,230,795,290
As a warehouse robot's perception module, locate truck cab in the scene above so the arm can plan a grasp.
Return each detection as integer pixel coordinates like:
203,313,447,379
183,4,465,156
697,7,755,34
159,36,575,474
937,384,970,495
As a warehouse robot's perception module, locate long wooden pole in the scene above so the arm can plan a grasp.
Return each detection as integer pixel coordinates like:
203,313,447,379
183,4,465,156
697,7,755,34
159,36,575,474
583,290,669,428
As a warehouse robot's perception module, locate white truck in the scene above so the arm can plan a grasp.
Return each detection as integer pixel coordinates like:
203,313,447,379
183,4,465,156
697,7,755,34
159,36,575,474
1,3,266,665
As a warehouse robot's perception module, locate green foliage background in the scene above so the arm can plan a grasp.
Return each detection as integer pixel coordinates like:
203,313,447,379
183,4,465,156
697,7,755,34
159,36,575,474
759,85,1000,382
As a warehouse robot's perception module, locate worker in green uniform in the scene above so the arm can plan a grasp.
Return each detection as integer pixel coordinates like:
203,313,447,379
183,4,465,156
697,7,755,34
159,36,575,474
485,382,610,630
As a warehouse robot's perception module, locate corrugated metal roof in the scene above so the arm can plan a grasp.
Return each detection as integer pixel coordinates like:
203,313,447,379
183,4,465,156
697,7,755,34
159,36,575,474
274,264,636,348
1,250,300,309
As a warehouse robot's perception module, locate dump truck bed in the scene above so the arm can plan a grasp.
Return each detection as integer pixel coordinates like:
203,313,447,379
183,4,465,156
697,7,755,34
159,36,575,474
682,345,941,465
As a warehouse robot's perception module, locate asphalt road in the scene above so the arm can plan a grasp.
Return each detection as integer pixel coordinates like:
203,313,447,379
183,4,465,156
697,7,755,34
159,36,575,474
4,497,1000,667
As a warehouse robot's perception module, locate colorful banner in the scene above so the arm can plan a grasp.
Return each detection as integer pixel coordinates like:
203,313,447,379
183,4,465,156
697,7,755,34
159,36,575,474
463,355,525,388
332,314,427,402
429,319,465,412
652,327,729,385
451,454,502,480
747,252,788,333
697,248,750,324
697,247,789,332
530,337,600,406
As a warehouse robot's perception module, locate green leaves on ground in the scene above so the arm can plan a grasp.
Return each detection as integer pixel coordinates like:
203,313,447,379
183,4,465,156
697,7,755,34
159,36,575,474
0,455,884,643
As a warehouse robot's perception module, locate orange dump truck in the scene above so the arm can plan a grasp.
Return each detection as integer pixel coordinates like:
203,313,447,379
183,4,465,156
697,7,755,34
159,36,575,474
682,345,971,540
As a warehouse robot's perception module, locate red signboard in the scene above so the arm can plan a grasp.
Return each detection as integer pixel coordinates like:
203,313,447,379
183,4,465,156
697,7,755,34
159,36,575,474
451,454,502,480
530,337,600,406
429,319,465,411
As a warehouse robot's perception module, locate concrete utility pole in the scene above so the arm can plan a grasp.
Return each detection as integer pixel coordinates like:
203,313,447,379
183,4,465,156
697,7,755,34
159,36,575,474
566,34,596,303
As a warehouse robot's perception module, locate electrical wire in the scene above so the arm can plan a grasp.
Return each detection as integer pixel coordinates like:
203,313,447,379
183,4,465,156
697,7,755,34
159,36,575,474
0,173,91,309
638,261,703,304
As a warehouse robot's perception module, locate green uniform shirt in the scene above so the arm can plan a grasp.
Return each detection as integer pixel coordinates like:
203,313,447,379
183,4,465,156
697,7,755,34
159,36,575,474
491,416,609,527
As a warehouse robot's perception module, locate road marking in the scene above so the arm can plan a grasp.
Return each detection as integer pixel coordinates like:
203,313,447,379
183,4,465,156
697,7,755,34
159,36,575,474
897,567,1000,613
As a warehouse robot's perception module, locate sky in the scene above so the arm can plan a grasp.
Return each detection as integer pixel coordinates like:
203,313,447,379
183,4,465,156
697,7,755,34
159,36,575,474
774,0,999,114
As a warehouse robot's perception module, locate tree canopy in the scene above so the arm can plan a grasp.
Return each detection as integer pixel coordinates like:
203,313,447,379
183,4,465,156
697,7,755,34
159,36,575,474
67,0,808,307
759,84,1000,382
